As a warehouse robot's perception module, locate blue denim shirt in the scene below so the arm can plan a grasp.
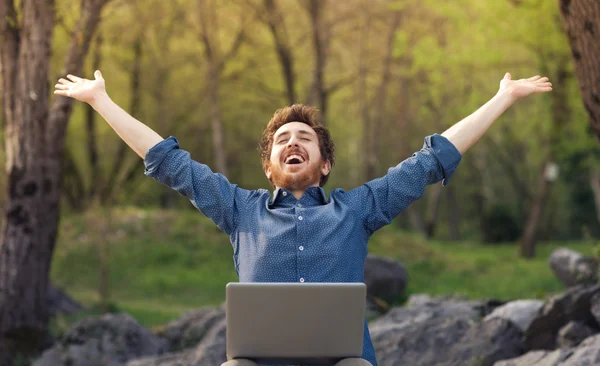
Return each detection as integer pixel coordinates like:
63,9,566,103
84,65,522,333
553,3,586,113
144,134,462,366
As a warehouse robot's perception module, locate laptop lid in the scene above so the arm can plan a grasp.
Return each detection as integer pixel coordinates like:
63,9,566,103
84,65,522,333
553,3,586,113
226,282,366,365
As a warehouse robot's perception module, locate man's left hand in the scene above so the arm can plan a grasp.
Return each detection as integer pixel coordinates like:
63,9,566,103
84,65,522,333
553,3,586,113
498,73,553,99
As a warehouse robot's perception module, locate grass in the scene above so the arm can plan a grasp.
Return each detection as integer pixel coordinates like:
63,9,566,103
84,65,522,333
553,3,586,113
50,207,597,330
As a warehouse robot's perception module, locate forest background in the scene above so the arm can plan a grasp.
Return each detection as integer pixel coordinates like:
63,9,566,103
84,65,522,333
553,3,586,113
1,0,600,348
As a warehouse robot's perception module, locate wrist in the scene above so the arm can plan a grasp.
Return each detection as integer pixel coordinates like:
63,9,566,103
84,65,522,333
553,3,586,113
496,88,518,105
89,91,110,109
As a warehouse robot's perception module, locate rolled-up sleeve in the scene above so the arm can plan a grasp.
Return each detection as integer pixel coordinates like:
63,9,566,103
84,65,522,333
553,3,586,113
347,133,462,234
144,136,252,235
425,133,461,186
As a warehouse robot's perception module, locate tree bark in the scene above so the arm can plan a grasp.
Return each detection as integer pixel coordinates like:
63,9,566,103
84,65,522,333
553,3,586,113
590,167,600,225
198,0,244,176
519,57,570,258
304,0,329,120
364,9,402,181
424,184,443,239
263,0,296,105
559,0,600,139
0,0,108,363
519,161,552,258
446,184,461,240
87,33,103,201
101,34,143,204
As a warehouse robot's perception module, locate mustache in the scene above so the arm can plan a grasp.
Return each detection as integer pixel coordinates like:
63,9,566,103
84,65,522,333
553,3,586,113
282,147,306,160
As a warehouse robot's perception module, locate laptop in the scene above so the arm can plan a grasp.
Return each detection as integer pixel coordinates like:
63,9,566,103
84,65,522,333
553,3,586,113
226,282,366,365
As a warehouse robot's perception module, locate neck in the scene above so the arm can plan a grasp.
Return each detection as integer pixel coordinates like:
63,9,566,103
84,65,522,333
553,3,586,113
290,188,306,200
278,184,319,200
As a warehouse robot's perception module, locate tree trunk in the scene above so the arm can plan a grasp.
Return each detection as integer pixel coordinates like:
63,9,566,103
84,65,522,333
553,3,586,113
87,33,103,201
559,0,600,138
198,0,243,176
305,0,328,120
263,0,296,105
0,0,107,363
590,167,600,225
519,57,570,258
364,10,402,181
102,35,143,204
424,184,443,239
206,62,228,175
358,5,371,183
519,161,552,258
0,2,56,361
446,184,461,240
154,68,178,208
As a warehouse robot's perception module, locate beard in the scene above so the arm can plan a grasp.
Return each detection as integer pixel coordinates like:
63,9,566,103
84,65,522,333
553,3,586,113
269,160,322,191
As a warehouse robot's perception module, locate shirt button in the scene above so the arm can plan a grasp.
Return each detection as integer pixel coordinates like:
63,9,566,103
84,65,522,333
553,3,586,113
299,278,305,283
299,246,304,251
282,191,287,196
298,216,303,221
297,203,302,207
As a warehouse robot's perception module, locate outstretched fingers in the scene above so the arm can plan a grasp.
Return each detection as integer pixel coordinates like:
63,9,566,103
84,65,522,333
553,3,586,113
57,78,72,85
66,74,82,82
54,89,70,96
535,85,553,93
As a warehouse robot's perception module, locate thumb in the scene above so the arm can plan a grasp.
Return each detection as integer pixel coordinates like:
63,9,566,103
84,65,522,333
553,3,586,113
504,72,512,80
94,70,104,80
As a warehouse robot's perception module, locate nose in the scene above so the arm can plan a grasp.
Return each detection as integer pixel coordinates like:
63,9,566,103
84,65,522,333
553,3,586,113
287,134,299,147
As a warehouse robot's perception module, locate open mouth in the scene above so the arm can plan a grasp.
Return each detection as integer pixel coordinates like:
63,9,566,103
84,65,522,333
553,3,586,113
284,154,306,165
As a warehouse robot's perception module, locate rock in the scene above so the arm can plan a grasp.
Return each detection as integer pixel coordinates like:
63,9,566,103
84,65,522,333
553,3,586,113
48,283,84,316
484,299,544,333
364,255,408,303
525,284,600,350
493,349,573,366
404,293,504,318
370,299,525,366
405,294,436,307
33,313,167,366
156,308,225,352
549,248,597,288
494,334,600,366
589,292,600,325
126,313,227,366
557,321,596,348
127,351,190,366
189,316,227,366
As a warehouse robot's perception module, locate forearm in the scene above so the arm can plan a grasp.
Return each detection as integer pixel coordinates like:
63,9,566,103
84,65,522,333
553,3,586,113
441,90,517,154
89,92,164,158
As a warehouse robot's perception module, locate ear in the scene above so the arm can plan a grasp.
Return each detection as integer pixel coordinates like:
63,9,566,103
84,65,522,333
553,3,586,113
321,160,331,176
265,165,272,180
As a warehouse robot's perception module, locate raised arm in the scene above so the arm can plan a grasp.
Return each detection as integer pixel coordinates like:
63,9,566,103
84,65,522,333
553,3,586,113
441,73,553,154
54,70,163,158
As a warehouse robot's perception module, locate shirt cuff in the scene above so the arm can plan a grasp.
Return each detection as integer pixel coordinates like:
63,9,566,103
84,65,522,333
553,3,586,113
423,133,462,186
144,136,180,176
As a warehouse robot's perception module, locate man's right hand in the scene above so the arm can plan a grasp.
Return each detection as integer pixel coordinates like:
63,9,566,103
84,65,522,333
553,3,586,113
54,70,106,104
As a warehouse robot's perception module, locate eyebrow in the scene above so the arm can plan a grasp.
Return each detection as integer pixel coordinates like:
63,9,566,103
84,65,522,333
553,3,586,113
275,129,314,140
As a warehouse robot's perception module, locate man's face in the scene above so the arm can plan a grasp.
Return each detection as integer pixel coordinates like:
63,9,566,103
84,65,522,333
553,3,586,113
265,122,331,190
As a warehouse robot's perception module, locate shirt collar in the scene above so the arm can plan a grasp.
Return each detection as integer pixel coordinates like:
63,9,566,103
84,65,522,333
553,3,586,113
269,186,328,207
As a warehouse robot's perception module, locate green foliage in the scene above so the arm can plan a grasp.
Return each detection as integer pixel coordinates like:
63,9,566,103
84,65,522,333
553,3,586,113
481,204,522,244
52,209,594,329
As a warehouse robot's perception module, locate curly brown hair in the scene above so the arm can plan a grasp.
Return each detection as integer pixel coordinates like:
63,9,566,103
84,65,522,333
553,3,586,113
259,104,335,187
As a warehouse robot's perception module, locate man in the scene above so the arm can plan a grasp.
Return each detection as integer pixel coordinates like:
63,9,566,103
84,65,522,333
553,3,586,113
55,70,552,366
